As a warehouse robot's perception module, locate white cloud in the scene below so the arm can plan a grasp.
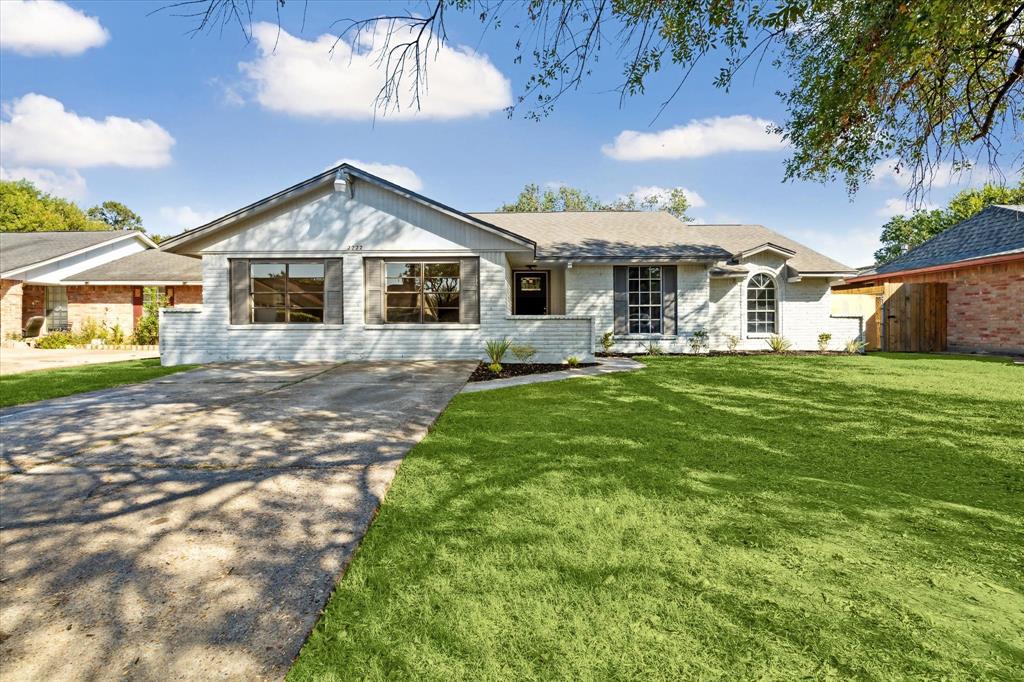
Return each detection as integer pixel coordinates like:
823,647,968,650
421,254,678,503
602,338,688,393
602,115,785,161
876,196,939,218
1,93,174,168
157,206,222,233
871,157,1017,190
788,227,882,269
239,22,512,120
0,0,109,56
0,166,86,200
328,158,423,191
626,184,706,208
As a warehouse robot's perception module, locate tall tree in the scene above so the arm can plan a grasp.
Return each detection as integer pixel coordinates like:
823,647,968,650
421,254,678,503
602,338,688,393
498,183,692,221
167,1,1024,200
86,200,145,232
0,180,105,233
875,182,1024,263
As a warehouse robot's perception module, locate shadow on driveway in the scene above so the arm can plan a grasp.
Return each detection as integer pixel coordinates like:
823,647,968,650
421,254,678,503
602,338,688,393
0,360,474,681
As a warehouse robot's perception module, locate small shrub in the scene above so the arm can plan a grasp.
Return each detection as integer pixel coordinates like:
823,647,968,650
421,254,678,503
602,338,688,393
35,331,74,349
600,331,615,353
509,344,537,363
765,335,792,353
726,334,740,352
487,362,503,374
845,338,868,354
817,332,832,352
644,342,664,356
565,356,580,368
133,290,167,345
73,317,109,345
688,328,709,354
109,323,126,345
484,337,512,364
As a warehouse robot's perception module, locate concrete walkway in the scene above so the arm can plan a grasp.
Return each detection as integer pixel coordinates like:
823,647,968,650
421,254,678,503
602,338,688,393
0,360,474,681
461,356,644,393
0,346,159,375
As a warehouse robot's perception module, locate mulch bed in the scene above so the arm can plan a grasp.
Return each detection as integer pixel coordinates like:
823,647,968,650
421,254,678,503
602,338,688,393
469,361,598,382
596,350,854,358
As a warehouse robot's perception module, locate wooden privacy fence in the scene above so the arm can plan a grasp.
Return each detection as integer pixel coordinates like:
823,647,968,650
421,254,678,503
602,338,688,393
832,282,947,352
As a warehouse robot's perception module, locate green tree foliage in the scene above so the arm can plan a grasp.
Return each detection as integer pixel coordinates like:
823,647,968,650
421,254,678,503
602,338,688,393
499,183,691,220
0,180,104,232
86,200,145,231
0,180,148,235
174,1,1024,198
875,182,1024,263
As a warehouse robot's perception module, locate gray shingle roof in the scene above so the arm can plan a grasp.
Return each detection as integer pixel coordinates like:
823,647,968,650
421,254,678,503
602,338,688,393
874,205,1024,274
68,249,203,283
471,211,729,260
0,231,136,275
471,211,853,272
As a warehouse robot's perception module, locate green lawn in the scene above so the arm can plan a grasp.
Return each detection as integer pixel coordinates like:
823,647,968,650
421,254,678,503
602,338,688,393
0,358,196,407
290,354,1024,681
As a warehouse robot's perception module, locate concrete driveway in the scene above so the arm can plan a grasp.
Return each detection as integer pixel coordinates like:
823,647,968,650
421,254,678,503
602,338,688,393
0,360,474,681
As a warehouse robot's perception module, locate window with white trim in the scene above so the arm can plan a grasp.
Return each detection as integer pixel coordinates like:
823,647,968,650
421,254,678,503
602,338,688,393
746,273,777,334
627,266,662,334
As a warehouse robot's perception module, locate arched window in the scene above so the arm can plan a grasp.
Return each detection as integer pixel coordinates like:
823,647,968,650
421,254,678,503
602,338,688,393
746,273,776,334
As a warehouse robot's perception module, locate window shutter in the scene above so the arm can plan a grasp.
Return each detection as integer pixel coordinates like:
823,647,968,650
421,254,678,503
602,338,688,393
363,257,383,324
459,257,480,324
661,265,677,336
613,266,628,335
324,258,344,324
230,259,249,325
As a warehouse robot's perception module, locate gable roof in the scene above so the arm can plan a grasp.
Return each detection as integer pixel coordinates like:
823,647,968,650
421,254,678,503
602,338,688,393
63,249,203,284
473,212,853,272
683,224,853,273
872,204,1024,275
159,163,534,252
0,231,153,278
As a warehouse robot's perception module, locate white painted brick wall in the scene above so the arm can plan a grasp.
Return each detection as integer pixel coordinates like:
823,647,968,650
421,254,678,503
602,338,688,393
162,251,851,363
161,251,592,365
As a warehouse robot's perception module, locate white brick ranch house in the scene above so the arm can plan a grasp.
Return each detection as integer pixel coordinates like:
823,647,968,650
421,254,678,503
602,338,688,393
158,163,859,364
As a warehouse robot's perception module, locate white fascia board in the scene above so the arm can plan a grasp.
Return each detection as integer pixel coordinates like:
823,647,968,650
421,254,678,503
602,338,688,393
58,280,203,286
738,243,797,260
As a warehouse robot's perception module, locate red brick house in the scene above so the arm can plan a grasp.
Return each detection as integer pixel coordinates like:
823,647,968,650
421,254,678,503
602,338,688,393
835,204,1023,355
1,231,202,339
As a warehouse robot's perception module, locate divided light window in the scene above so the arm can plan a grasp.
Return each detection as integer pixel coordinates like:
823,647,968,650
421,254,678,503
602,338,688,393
628,266,662,334
746,273,777,334
250,261,325,323
385,262,460,323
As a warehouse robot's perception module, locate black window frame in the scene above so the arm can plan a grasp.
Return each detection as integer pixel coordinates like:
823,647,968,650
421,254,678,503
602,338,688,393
249,260,326,324
384,260,461,324
627,266,663,335
746,272,777,335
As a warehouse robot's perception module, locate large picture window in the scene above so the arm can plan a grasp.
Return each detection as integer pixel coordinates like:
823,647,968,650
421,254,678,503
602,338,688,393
746,273,777,334
250,261,325,323
385,261,460,323
628,266,662,334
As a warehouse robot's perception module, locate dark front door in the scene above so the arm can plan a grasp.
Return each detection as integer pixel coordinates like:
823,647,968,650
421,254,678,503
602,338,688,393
514,271,548,315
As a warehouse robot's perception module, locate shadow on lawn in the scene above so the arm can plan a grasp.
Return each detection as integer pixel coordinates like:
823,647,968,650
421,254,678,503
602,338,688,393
293,355,1024,680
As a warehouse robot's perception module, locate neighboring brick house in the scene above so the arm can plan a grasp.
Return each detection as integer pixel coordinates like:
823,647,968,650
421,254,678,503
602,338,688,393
0,231,202,340
836,204,1023,355
157,162,858,365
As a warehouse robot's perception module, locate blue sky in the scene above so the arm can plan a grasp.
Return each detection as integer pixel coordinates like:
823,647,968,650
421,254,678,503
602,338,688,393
0,1,1015,266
